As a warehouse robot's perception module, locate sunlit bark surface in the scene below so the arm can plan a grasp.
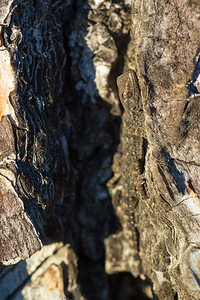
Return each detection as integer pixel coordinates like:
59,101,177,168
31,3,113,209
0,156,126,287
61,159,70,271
0,0,199,300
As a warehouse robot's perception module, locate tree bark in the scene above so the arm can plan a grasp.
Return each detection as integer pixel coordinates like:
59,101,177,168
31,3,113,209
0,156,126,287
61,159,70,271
0,0,199,299
131,1,200,299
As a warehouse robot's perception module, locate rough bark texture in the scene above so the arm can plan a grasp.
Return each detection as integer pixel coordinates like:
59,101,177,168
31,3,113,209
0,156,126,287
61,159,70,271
0,0,71,265
130,1,200,299
0,0,199,299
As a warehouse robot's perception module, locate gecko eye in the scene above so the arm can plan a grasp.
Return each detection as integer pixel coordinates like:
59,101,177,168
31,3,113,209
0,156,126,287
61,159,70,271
122,91,132,99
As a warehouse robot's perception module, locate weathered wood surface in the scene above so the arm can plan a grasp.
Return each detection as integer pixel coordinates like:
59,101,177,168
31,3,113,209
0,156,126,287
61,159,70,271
0,0,200,299
130,1,200,299
0,0,70,264
107,0,200,299
0,0,127,299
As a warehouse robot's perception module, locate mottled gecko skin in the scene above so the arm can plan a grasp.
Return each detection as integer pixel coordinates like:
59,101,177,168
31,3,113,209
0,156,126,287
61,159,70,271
117,70,141,117
117,70,145,163
117,70,146,254
117,70,145,179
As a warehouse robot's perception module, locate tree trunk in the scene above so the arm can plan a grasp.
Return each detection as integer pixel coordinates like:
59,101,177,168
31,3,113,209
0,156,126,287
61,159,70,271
0,0,199,299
